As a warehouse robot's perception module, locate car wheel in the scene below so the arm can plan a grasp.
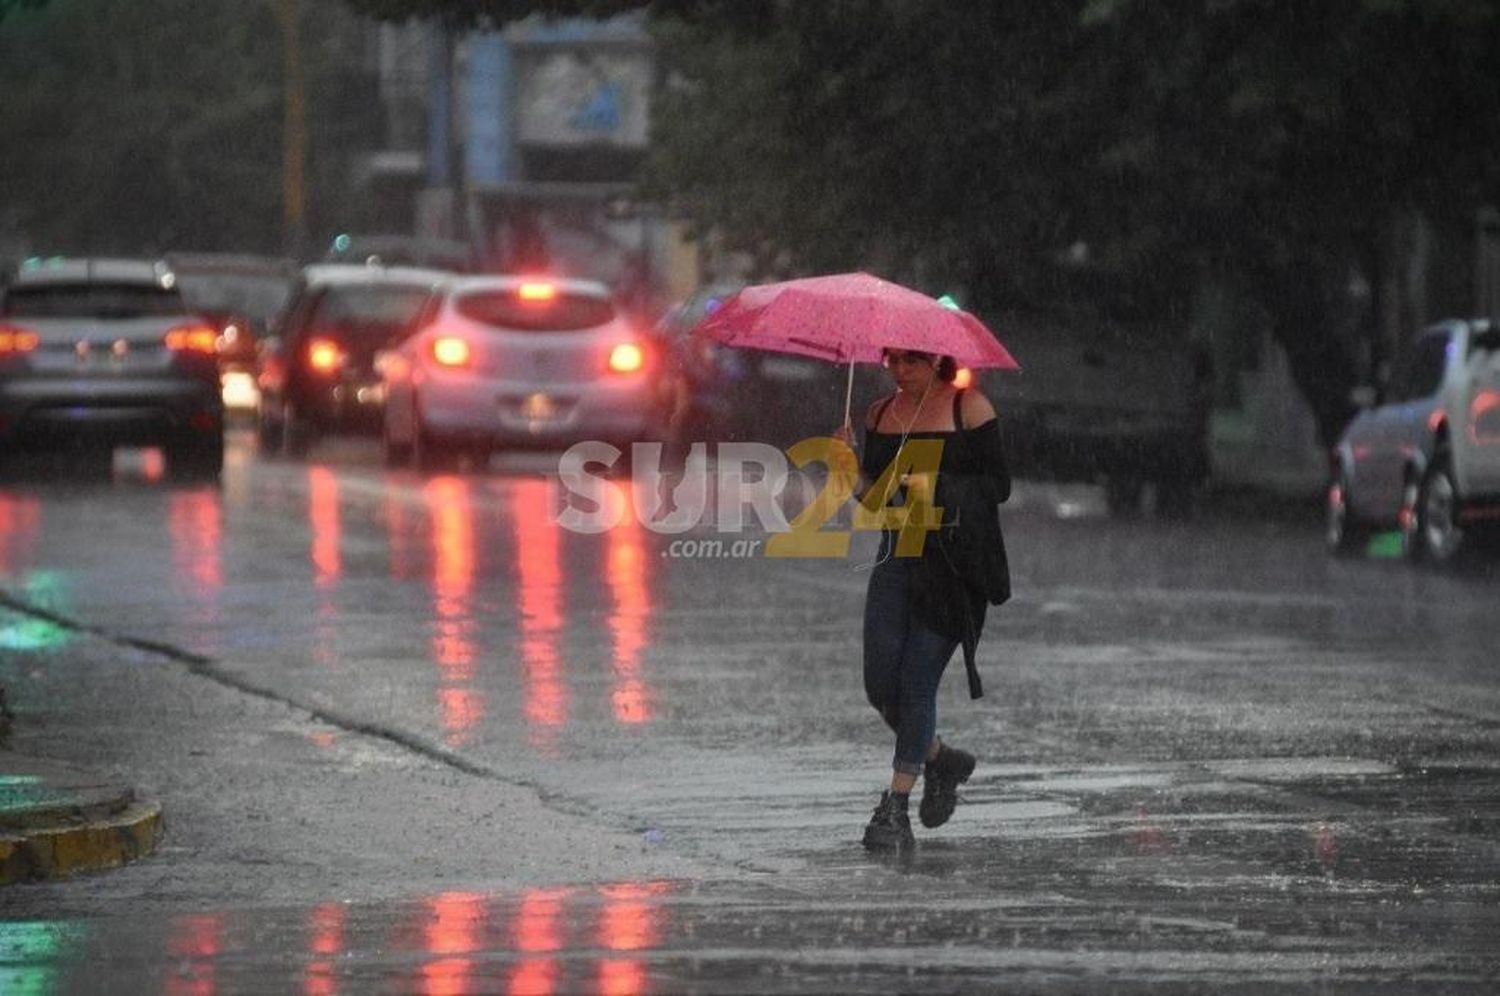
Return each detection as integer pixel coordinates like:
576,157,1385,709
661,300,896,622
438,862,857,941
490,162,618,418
382,421,412,468
1105,474,1144,515
281,402,312,459
1415,450,1465,565
256,403,283,455
412,421,452,473
1155,475,1195,519
1326,470,1368,556
167,433,224,482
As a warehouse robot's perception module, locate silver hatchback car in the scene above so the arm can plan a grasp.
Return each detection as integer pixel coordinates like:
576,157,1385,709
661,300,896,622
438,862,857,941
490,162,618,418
0,258,223,478
380,275,667,468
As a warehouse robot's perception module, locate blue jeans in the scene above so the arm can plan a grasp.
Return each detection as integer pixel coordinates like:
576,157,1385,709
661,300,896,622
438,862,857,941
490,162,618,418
863,553,959,776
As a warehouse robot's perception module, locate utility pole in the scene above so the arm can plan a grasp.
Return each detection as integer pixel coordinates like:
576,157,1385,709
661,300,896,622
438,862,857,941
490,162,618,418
278,0,308,260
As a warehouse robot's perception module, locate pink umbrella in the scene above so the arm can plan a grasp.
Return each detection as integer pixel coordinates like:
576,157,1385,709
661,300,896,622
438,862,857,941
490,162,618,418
692,272,1019,427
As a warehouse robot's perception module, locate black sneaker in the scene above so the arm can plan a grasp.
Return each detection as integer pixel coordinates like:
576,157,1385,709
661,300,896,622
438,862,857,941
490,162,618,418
862,791,915,854
919,744,976,828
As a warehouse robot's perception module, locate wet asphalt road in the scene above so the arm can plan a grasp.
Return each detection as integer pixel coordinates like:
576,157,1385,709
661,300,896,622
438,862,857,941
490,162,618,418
2,430,1500,993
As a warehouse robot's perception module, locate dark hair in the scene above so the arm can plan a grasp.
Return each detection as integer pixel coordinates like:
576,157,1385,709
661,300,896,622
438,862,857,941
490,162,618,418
882,348,958,382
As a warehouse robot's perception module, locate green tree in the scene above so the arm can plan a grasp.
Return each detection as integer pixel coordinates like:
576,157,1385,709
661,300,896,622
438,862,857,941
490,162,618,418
0,0,382,258
348,0,1500,444
1078,0,1500,441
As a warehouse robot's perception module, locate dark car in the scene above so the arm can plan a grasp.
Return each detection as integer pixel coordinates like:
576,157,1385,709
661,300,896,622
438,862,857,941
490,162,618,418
256,263,446,456
0,257,224,478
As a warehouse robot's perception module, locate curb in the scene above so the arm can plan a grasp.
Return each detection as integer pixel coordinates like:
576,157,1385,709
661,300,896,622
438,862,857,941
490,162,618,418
0,752,165,885
0,799,164,885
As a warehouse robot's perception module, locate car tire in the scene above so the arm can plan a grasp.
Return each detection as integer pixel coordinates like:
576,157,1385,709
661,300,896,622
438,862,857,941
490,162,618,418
281,402,312,459
256,404,283,455
167,433,224,482
1414,449,1465,565
1155,475,1195,519
412,421,452,473
1105,474,1144,515
382,422,412,468
1326,470,1368,556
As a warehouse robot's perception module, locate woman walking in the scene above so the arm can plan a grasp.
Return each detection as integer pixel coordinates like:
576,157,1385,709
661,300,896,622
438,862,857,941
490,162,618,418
843,347,1012,855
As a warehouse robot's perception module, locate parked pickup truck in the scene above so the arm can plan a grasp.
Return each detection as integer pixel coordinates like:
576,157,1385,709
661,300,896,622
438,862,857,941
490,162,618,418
984,309,1213,515
1328,317,1500,563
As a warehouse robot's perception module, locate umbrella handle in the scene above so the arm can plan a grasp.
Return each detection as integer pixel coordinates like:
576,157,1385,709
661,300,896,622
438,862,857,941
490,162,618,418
843,359,855,432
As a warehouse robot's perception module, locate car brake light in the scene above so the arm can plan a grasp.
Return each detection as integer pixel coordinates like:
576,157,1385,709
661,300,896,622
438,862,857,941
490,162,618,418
431,336,471,367
608,342,646,374
517,282,558,303
163,324,219,354
306,337,345,374
953,366,973,389
0,325,40,354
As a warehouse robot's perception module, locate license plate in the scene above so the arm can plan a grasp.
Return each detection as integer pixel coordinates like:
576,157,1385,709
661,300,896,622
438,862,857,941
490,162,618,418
520,392,557,419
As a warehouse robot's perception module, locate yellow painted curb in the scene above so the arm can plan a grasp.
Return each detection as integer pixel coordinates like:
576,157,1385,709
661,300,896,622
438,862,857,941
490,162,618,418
0,801,163,884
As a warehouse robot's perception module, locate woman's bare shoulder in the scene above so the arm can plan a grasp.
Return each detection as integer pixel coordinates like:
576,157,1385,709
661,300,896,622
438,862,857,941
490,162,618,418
865,395,895,430
960,388,997,425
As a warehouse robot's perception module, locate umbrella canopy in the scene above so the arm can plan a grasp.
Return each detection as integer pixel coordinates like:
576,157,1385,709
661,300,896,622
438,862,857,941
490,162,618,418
692,272,1020,370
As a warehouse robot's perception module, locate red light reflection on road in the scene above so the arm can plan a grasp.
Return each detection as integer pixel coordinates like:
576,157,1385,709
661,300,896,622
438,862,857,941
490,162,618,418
386,489,416,579
307,468,342,665
428,477,477,675
0,492,40,578
597,882,667,996
420,892,486,996
140,447,166,483
166,913,222,996
169,489,223,592
167,488,224,654
599,958,645,996
304,902,345,996
513,479,568,744
510,888,569,996
605,493,653,725
308,467,342,588
426,477,484,746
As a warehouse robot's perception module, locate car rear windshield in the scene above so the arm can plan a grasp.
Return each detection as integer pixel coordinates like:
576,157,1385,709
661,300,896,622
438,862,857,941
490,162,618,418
456,290,616,332
308,285,432,341
2,283,185,319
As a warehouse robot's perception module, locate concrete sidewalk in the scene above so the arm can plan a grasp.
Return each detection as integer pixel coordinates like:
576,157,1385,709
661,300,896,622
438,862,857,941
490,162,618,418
0,751,162,885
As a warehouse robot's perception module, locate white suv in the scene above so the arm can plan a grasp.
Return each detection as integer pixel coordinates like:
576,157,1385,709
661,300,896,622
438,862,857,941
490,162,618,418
1328,318,1500,562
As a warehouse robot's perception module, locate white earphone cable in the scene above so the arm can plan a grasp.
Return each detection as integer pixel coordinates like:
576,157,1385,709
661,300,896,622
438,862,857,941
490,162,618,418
853,377,934,573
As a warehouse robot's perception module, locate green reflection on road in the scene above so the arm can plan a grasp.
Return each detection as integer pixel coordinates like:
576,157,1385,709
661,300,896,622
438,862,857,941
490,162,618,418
0,571,74,650
1366,530,1404,560
0,920,89,996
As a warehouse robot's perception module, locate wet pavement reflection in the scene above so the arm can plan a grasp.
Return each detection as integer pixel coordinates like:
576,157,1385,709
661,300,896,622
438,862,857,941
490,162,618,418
10,807,1500,995
6,882,678,995
428,476,483,747
514,476,570,750
4,437,1500,990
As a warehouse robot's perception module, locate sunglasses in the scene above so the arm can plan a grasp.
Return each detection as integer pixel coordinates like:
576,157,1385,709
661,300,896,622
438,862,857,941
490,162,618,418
883,351,933,367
